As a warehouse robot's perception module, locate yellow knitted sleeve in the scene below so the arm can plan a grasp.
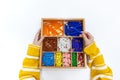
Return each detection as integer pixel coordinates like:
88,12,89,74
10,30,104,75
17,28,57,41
19,44,41,80
84,42,113,80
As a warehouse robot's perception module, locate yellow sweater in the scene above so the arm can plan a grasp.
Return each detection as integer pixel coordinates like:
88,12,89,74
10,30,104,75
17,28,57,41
19,42,113,80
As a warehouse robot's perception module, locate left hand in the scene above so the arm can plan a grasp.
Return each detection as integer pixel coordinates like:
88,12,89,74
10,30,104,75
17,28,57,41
33,29,44,46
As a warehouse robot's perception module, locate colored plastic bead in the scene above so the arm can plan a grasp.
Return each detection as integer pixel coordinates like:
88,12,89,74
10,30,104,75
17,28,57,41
63,52,71,67
72,52,77,66
55,52,62,67
42,52,54,66
58,37,71,52
78,53,84,67
42,37,57,51
43,20,64,36
64,21,82,36
72,38,83,52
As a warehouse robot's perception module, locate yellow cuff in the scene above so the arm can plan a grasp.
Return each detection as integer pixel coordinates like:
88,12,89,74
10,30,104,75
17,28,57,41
84,42,100,57
19,70,40,80
29,44,40,49
27,44,41,57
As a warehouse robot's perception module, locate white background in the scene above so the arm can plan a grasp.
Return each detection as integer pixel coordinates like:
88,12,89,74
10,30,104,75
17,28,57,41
0,0,120,80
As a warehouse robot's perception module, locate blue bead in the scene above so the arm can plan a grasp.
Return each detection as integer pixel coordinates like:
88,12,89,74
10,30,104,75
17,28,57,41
42,52,54,66
72,38,83,52
65,21,83,36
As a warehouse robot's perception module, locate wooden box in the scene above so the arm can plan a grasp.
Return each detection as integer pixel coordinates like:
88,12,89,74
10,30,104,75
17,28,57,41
40,18,87,69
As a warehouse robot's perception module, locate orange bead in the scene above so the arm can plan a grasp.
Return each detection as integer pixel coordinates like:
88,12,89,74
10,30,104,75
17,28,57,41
43,20,64,36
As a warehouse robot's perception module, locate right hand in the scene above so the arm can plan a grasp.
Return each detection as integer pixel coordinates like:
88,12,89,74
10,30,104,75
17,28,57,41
81,31,94,47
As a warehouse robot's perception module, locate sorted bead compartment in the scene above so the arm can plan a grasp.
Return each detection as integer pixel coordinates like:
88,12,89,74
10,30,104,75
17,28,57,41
42,37,57,51
42,52,54,66
41,18,86,68
63,52,71,67
72,52,77,66
58,37,71,52
43,20,64,36
72,38,83,52
55,52,62,67
64,21,82,36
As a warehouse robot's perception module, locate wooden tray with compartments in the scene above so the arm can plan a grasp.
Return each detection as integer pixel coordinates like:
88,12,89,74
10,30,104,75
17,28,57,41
40,18,87,68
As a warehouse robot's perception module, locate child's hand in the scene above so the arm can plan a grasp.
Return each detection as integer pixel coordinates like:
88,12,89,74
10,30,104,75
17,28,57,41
33,29,44,46
81,31,94,47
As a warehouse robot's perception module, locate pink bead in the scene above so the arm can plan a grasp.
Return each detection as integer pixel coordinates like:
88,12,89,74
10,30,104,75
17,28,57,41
63,58,67,62
68,59,71,64
67,54,71,58
63,53,71,67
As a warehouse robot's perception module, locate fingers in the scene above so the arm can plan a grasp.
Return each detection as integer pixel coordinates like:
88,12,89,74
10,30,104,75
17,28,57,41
38,30,41,40
39,37,44,44
81,31,94,47
86,32,93,39
81,32,88,41
35,29,41,40
82,31,94,40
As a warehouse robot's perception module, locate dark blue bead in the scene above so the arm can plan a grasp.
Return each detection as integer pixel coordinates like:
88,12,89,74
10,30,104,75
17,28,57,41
65,21,83,36
72,38,83,52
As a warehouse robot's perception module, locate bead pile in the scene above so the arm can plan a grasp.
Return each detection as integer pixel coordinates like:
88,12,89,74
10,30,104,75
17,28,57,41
78,53,84,67
63,52,71,67
55,52,62,67
43,20,64,36
42,37,57,51
42,52,54,66
72,38,83,52
58,37,71,52
72,52,77,66
64,21,82,36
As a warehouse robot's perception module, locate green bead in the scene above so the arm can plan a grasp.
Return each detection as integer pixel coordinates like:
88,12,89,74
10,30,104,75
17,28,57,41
72,52,77,66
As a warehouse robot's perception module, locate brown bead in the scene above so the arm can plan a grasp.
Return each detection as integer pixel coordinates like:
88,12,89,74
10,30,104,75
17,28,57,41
42,37,57,51
78,53,85,67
